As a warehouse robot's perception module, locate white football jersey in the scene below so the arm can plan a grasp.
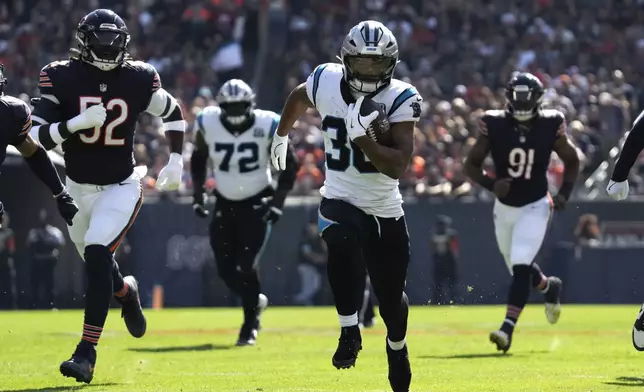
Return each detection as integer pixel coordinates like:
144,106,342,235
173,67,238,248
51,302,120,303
197,106,279,200
306,62,423,218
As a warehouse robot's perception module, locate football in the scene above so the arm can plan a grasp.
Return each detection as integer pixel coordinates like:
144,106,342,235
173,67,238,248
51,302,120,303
360,97,393,146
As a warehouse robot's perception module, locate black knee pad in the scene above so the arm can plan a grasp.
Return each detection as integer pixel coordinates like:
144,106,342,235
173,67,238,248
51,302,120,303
84,245,113,278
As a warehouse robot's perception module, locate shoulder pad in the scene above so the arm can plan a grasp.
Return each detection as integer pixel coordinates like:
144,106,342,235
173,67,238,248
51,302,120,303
306,62,343,107
124,61,161,92
1,95,31,144
40,60,71,74
382,80,423,122
483,109,506,118
253,109,280,137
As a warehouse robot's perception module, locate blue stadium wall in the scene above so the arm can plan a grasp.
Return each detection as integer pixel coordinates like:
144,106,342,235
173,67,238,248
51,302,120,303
21,198,644,308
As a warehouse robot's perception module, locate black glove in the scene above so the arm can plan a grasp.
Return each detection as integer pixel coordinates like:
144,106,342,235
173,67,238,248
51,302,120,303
193,192,209,218
55,190,79,226
260,197,282,224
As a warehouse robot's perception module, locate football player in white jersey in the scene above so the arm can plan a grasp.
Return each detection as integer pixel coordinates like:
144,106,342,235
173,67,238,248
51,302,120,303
190,79,299,346
271,21,422,392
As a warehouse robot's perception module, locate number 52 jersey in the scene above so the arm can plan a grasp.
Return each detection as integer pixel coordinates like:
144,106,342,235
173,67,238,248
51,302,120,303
306,63,423,218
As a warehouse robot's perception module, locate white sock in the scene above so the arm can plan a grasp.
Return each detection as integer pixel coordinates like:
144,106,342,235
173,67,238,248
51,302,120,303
387,337,406,351
338,313,358,327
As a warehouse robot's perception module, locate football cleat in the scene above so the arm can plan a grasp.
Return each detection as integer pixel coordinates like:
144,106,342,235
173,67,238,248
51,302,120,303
544,276,563,325
60,342,96,384
489,330,512,353
386,339,412,392
332,326,362,369
236,323,258,346
632,303,644,351
115,276,147,338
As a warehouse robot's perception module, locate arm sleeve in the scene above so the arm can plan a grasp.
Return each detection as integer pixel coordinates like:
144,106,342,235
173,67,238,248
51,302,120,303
612,110,644,182
388,88,423,124
305,64,328,108
8,101,32,146
144,66,186,132
30,65,72,150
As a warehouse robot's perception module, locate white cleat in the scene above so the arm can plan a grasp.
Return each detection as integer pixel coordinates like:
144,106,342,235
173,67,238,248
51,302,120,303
632,303,644,351
489,330,511,353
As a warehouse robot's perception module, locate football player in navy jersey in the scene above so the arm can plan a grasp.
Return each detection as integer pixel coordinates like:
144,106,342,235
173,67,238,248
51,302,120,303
465,72,580,353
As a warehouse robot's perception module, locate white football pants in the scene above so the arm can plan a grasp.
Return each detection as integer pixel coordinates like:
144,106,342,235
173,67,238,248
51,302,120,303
493,195,552,274
66,170,143,259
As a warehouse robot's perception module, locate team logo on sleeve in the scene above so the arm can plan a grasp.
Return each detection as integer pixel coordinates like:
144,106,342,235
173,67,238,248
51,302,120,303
253,128,265,137
410,101,421,118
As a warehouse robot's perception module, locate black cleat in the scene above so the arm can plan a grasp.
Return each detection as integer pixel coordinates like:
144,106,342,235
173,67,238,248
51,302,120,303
236,323,258,346
386,339,412,392
543,276,562,324
115,276,147,338
332,326,362,369
60,342,96,384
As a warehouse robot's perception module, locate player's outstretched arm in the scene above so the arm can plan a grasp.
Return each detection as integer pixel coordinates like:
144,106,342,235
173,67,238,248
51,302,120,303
271,83,313,170
274,83,313,138
352,121,414,180
552,127,580,209
145,86,187,191
464,123,496,192
611,110,644,182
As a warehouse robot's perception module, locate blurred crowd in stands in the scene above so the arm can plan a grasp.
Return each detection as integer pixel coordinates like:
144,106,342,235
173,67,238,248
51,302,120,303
3,0,644,198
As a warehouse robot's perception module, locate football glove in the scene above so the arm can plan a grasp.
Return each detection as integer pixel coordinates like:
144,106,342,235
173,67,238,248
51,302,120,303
259,196,282,224
54,189,79,226
67,103,107,132
607,179,629,201
345,96,379,141
156,153,183,191
193,192,209,218
271,134,289,171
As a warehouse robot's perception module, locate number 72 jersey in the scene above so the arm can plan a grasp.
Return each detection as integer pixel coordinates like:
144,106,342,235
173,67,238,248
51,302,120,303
305,63,423,218
197,106,278,201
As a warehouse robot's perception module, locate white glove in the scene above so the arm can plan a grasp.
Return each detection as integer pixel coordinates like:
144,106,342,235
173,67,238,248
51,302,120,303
345,96,379,141
156,152,183,191
606,179,629,201
271,134,289,171
67,103,107,132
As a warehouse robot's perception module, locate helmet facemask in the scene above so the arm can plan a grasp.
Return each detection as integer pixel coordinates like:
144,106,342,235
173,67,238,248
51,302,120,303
219,101,253,125
343,55,397,94
77,24,130,71
506,85,543,122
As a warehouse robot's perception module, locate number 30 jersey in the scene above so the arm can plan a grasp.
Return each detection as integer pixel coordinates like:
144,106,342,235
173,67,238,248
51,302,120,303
197,106,278,201
306,63,423,218
482,109,565,207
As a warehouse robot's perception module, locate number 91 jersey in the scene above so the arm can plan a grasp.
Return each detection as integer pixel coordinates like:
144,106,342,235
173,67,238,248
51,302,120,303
197,106,278,201
306,63,423,218
482,109,565,207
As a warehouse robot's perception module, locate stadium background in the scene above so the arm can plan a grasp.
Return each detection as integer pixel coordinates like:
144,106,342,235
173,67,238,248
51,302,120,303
2,0,644,308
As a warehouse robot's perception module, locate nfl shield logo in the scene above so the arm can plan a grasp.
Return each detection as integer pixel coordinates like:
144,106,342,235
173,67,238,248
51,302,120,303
253,128,265,137
99,84,107,92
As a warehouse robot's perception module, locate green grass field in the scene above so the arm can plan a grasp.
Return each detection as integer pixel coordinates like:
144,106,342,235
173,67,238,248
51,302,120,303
1,305,643,392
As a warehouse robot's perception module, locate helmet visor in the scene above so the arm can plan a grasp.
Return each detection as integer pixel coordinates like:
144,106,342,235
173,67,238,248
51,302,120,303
87,31,126,61
345,56,395,82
